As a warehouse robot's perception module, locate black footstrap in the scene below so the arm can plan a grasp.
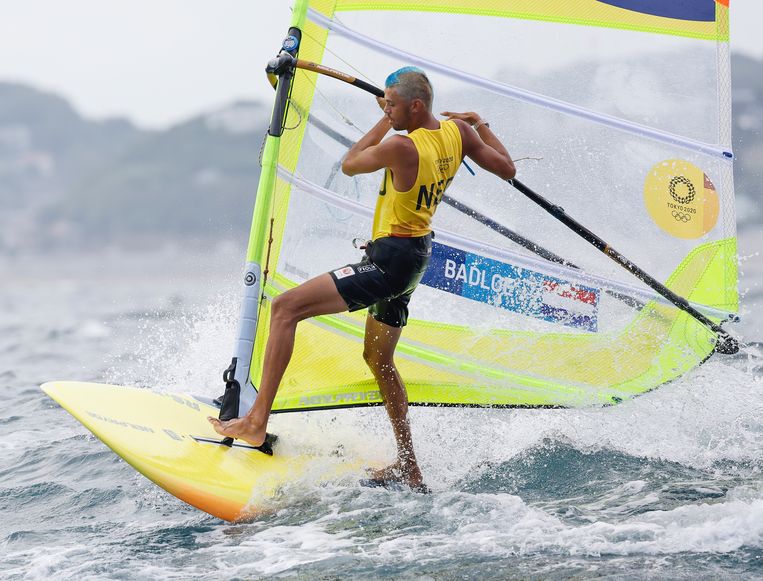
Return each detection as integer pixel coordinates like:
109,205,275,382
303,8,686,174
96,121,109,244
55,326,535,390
255,432,279,455
217,357,241,426
193,432,278,455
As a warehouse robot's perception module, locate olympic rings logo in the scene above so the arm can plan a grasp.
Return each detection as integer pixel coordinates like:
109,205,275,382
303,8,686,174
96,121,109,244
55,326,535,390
672,210,691,222
669,175,696,205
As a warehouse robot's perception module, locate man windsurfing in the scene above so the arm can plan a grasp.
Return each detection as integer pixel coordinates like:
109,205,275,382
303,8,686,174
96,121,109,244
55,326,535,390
209,67,515,491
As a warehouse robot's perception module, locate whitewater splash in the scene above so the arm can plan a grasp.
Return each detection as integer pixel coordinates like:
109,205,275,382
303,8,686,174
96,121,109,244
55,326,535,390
0,246,759,579
87,292,763,578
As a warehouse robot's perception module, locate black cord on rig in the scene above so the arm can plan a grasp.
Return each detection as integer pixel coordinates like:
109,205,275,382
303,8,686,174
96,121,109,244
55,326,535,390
260,218,276,308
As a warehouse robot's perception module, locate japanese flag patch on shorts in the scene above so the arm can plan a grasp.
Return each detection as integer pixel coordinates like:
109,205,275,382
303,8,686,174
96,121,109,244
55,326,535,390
333,266,355,279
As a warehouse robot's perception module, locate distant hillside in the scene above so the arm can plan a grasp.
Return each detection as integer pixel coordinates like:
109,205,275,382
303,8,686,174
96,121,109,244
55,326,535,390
0,83,141,206
55,103,268,246
0,82,267,252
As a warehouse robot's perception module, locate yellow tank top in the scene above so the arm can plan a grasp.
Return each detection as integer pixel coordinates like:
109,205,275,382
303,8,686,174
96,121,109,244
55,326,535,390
372,119,462,239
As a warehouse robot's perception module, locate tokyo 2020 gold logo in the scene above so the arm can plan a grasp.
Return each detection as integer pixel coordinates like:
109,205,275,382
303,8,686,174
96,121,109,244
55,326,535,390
644,159,719,239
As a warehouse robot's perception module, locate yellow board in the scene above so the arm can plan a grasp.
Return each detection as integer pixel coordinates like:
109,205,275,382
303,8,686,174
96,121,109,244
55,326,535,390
41,381,376,522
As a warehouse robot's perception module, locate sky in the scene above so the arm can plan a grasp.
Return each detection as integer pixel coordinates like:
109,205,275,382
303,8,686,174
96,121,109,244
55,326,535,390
0,1,761,129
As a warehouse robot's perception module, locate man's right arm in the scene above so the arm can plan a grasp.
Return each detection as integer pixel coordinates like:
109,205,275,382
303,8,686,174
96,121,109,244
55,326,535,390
341,116,394,176
441,111,516,181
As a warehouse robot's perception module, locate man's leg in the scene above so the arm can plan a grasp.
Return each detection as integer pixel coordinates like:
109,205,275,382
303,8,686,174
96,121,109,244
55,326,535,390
209,273,348,446
363,313,424,488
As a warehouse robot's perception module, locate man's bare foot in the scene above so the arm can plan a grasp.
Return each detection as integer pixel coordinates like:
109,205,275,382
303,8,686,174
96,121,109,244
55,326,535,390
368,462,402,481
207,416,266,447
367,459,424,489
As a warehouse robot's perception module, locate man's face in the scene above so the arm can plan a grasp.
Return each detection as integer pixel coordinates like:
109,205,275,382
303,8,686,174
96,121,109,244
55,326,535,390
383,87,412,131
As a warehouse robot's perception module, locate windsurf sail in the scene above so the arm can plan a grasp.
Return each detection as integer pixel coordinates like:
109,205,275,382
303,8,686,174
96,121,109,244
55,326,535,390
224,0,738,415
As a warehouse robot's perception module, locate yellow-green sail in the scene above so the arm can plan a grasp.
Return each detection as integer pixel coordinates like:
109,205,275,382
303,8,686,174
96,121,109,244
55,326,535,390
232,0,738,414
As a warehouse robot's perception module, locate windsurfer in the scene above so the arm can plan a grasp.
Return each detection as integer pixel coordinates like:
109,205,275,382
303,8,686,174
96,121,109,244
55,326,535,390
209,67,515,491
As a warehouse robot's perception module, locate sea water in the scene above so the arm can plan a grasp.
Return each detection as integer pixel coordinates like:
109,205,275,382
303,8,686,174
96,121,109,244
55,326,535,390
1,238,761,580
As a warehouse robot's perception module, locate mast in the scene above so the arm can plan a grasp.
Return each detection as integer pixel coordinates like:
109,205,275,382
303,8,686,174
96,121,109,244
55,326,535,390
216,0,311,431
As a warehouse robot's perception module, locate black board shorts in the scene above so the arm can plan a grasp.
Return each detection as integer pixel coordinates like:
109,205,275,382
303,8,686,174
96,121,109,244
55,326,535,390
329,234,432,328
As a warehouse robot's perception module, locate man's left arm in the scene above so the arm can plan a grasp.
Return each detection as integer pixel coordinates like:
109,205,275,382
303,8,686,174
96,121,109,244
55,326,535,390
442,111,516,181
